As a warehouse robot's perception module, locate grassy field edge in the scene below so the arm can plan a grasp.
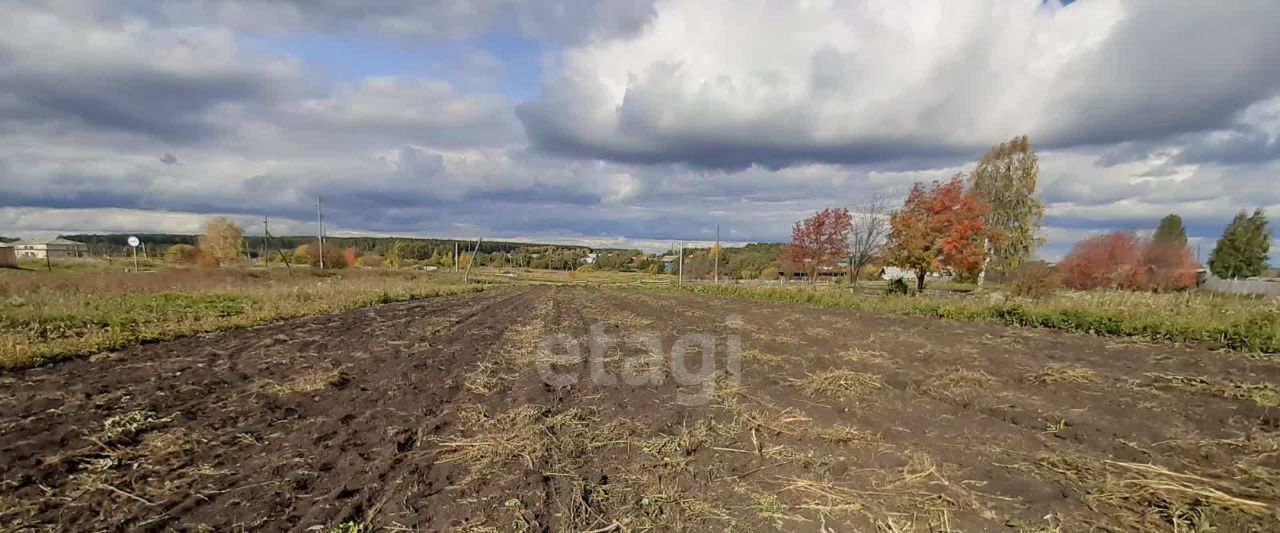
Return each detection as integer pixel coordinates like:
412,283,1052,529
1,283,488,370
635,284,1280,354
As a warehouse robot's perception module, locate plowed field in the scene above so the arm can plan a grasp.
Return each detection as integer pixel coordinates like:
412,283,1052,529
3,286,1278,531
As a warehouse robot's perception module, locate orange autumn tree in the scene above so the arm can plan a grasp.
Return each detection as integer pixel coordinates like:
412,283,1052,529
788,207,853,283
884,174,990,291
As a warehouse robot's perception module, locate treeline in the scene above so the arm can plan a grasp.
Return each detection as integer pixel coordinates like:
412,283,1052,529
786,136,1045,291
58,233,629,260
788,134,1273,294
664,243,787,279
90,221,643,272
61,228,796,277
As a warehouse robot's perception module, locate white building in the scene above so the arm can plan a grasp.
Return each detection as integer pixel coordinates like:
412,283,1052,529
879,266,950,281
11,238,89,259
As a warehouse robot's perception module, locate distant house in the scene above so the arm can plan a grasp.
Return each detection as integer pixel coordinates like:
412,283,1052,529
581,253,599,265
879,266,950,281
878,266,914,280
0,244,16,268
660,254,678,272
11,238,89,259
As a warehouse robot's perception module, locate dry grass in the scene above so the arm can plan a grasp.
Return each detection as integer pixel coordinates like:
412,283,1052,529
462,360,515,395
460,299,555,394
603,311,654,327
1026,364,1099,385
805,326,834,338
1146,372,1280,407
101,410,174,443
435,405,603,484
813,425,881,445
640,419,738,460
838,348,889,364
1030,451,1272,531
253,368,346,396
3,412,236,528
653,284,1280,353
740,348,786,366
0,267,483,368
434,400,743,531
924,368,996,405
743,487,802,522
794,370,884,401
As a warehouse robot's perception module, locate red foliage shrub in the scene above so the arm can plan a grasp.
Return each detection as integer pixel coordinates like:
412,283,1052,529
1144,240,1198,291
1058,232,1147,290
1059,231,1197,291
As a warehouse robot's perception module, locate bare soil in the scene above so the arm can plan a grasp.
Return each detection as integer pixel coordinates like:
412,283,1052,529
2,286,1279,532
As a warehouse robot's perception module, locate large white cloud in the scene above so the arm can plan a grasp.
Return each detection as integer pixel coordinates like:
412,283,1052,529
518,0,1280,169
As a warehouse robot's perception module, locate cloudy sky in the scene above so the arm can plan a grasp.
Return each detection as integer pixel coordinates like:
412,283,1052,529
1,0,1278,259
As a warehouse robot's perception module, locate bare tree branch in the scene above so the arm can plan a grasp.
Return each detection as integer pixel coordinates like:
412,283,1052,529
846,193,890,287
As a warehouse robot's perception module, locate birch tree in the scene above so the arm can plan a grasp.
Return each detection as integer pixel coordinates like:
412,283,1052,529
199,217,244,266
971,135,1044,286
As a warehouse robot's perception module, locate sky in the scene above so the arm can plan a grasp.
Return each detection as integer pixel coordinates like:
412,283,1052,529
1,0,1278,259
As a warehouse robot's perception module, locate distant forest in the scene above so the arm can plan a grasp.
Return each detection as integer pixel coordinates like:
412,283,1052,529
57,233,624,258
55,233,792,278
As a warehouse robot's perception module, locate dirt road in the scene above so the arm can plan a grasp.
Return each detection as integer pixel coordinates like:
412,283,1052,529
2,286,1278,531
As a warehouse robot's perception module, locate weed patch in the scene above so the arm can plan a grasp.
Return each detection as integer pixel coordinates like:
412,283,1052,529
0,269,485,368
1146,373,1280,407
639,285,1280,354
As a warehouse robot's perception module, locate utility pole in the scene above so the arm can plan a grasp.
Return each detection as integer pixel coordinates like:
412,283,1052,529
463,238,483,283
316,197,326,269
678,240,684,286
713,225,720,284
454,242,459,273
261,215,268,265
264,216,293,274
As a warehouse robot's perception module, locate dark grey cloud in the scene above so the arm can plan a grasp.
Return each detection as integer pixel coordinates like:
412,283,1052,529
144,0,656,44
1174,127,1280,166
1043,2,1280,149
0,65,274,143
518,99,974,170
